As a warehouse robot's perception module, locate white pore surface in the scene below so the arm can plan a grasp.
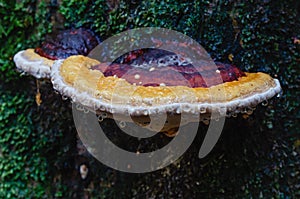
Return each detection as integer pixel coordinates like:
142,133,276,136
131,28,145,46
13,50,52,79
51,59,282,118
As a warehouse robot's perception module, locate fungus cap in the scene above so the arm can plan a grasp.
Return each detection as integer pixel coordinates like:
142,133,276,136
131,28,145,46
51,52,281,134
13,28,99,79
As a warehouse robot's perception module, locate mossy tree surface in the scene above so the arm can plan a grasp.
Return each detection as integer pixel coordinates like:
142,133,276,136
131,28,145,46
0,0,299,198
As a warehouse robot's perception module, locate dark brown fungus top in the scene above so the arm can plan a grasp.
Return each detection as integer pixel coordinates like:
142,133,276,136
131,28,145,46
91,49,245,88
35,28,100,60
13,28,100,78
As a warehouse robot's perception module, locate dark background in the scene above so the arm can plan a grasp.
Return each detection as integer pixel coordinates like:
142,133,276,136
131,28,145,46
0,0,299,198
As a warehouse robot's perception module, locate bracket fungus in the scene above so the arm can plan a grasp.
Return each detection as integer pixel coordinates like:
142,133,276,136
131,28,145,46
51,47,281,136
13,28,100,79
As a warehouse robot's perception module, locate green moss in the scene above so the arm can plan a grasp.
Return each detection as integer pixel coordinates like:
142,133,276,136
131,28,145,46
0,0,52,198
0,91,48,198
